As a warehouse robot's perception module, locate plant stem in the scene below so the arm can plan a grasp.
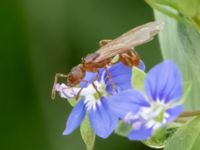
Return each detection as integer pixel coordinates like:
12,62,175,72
179,110,200,117
174,110,200,123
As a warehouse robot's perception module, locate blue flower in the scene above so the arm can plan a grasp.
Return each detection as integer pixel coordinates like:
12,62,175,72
56,61,145,138
111,60,183,141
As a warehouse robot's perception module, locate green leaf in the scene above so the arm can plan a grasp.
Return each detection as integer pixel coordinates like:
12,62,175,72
146,0,181,21
147,0,200,110
132,67,146,91
115,121,132,137
80,114,96,150
155,12,200,110
164,116,200,150
180,81,192,104
143,122,182,149
146,0,200,31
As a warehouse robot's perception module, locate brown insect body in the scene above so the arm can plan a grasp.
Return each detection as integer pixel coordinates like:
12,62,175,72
66,49,139,87
82,53,111,72
52,21,163,99
66,54,112,87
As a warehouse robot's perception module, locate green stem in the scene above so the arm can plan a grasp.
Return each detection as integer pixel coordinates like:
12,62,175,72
179,110,200,118
175,118,189,123
175,110,200,123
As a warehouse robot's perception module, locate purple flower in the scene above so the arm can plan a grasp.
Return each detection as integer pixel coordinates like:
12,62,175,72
112,60,183,141
56,61,144,138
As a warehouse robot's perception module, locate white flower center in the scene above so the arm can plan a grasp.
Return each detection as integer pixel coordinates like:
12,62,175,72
124,99,170,130
82,80,106,111
55,80,107,111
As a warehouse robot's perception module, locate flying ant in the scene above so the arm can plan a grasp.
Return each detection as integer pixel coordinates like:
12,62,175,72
51,21,163,99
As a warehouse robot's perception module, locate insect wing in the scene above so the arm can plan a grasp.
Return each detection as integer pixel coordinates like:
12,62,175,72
94,21,164,62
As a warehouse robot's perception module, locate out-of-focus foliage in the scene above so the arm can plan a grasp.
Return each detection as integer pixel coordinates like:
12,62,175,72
146,0,200,31
165,117,200,150
147,0,200,110
80,115,95,150
0,0,161,150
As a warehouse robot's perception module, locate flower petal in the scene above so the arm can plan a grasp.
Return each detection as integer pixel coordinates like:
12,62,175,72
108,90,149,119
128,125,152,141
104,62,132,93
144,60,183,103
108,62,131,76
63,99,86,135
80,72,97,87
138,60,146,71
120,89,150,106
89,97,118,138
166,105,183,123
55,83,81,99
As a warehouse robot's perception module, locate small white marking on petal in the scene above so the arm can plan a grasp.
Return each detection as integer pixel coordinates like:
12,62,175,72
92,104,97,111
81,84,96,96
124,112,139,124
146,120,156,128
84,95,98,111
163,119,167,124
97,100,101,107
164,112,170,118
153,122,162,129
132,121,142,130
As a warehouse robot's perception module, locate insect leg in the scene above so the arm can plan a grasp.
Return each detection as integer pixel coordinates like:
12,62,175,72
51,73,68,100
75,79,88,100
104,66,117,92
93,70,99,81
75,87,84,100
119,50,140,67
89,71,101,97
92,82,101,97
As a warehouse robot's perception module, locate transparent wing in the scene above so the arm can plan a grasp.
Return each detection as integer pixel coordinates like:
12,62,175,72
94,21,164,62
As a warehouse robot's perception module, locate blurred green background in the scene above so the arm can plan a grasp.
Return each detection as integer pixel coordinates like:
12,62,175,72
1,0,162,149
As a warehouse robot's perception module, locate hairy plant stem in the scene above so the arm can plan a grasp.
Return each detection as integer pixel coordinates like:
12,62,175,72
179,110,200,117
175,110,200,123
